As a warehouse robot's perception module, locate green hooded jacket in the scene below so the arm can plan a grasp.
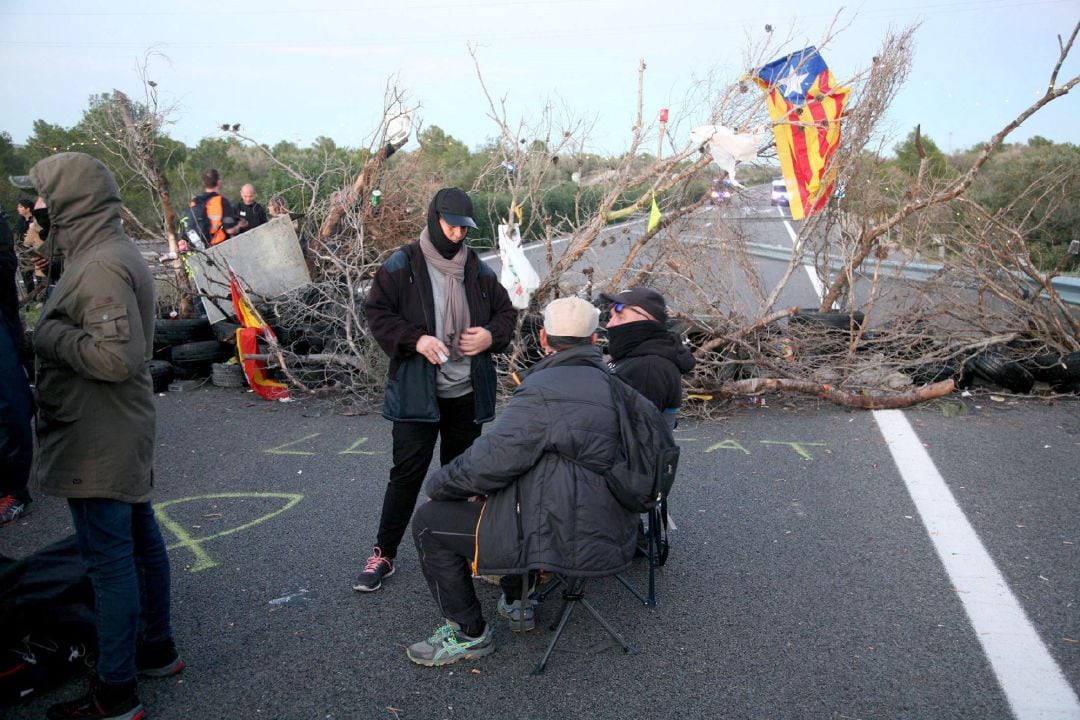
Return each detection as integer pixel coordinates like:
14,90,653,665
30,153,156,503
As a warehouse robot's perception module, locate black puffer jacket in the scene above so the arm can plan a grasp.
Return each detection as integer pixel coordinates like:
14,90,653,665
606,320,696,413
425,344,638,576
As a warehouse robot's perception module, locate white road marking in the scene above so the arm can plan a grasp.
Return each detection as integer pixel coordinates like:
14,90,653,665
874,409,1080,720
779,209,831,306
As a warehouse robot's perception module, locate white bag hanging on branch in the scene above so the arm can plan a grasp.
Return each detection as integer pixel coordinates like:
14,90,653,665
688,125,764,186
498,224,540,310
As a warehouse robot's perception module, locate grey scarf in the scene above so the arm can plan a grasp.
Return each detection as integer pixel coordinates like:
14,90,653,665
419,229,470,360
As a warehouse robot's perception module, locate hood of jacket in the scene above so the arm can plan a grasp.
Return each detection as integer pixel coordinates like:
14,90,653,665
29,153,124,257
606,320,696,374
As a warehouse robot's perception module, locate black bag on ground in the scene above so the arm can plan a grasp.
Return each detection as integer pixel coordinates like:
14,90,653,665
602,371,680,513
0,535,96,706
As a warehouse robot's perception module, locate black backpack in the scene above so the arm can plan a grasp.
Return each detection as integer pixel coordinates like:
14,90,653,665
178,201,211,250
601,371,680,513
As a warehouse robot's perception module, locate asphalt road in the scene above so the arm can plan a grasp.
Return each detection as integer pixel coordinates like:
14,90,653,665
5,188,1078,719
4,387,1078,720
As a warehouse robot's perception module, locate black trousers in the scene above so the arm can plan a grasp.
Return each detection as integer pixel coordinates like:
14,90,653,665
374,393,482,558
412,499,486,628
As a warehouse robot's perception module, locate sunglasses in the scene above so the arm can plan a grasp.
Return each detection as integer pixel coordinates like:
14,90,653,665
611,303,650,319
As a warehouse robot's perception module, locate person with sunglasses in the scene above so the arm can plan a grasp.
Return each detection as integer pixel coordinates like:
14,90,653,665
598,287,696,426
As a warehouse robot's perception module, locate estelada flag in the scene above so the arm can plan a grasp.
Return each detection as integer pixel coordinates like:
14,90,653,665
753,47,849,220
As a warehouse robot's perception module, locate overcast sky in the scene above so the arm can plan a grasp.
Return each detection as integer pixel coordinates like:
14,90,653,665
1,0,1077,159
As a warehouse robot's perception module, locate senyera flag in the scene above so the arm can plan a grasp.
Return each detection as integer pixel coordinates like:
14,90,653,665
229,266,290,401
754,47,849,220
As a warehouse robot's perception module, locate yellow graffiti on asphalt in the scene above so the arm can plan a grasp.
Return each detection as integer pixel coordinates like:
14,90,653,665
705,439,750,454
155,492,304,573
338,436,377,455
263,433,383,455
759,440,828,460
704,439,828,460
264,433,320,455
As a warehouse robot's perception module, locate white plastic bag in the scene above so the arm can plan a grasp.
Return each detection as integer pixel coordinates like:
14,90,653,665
688,124,763,186
498,224,540,310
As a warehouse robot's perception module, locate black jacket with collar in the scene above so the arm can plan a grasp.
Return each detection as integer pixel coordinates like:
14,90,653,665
606,320,696,413
364,236,517,423
425,344,638,576
233,201,267,233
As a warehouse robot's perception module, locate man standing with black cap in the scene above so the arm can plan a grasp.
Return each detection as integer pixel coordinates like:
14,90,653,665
599,286,696,425
356,187,517,593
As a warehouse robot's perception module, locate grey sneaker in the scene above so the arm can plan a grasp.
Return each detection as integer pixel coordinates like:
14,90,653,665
406,621,494,667
496,594,536,632
352,548,394,592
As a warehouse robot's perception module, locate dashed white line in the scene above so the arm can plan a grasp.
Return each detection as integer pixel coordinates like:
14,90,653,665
874,409,1080,720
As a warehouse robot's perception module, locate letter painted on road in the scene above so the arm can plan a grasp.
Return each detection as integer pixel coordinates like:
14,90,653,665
156,492,304,572
759,440,827,460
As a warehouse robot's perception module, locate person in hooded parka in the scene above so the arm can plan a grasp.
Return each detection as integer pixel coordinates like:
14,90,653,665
29,152,183,720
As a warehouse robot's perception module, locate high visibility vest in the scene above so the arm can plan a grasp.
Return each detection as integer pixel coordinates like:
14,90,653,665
203,194,227,245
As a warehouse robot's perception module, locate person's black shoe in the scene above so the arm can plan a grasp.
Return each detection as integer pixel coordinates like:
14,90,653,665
46,679,144,720
136,637,184,677
352,547,395,592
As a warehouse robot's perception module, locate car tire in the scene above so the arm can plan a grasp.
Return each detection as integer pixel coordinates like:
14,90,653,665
171,340,233,376
212,321,242,344
153,318,212,350
1024,351,1080,388
968,349,1034,394
211,361,246,388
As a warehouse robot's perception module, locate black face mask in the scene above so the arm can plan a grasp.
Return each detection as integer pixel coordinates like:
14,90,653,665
32,207,50,240
426,192,465,259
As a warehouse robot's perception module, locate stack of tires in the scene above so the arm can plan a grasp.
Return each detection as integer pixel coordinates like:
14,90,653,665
151,317,238,392
1021,351,1080,394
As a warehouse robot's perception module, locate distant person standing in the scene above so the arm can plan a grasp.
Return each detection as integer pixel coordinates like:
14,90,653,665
183,168,239,247
234,183,268,235
30,152,182,720
14,197,38,297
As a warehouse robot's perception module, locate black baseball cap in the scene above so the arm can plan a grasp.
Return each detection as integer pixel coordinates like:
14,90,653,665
435,187,478,229
599,287,668,324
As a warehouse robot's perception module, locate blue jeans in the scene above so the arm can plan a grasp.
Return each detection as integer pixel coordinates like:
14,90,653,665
69,498,173,685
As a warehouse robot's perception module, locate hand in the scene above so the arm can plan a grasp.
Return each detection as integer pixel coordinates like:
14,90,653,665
416,334,450,365
32,254,51,272
459,326,492,356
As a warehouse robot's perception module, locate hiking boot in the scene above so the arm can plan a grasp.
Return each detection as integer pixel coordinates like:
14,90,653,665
46,679,144,720
136,637,184,677
406,621,494,667
0,496,29,526
496,594,536,632
352,547,394,592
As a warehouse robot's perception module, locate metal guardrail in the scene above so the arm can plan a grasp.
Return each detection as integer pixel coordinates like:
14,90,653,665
739,241,1080,307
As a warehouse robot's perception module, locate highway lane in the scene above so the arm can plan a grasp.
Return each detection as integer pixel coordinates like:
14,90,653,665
3,386,1076,720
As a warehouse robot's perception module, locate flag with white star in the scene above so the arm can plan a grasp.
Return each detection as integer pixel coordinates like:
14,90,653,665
753,47,850,220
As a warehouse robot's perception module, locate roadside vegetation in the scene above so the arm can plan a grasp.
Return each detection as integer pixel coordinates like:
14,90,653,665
4,20,1077,409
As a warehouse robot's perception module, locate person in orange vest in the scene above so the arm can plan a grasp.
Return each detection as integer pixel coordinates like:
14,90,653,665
187,169,239,246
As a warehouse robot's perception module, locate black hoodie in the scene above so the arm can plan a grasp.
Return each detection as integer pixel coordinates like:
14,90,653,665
606,320,696,413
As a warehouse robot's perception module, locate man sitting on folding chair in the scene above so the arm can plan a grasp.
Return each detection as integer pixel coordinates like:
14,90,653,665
407,297,639,667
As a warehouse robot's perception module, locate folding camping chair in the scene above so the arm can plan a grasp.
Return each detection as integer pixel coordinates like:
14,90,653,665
616,499,670,608
529,574,637,675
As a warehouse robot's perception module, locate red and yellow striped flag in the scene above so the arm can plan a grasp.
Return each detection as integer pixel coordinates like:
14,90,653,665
754,47,849,220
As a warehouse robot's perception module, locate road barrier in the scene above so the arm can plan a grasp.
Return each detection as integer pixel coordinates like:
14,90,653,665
737,241,1080,306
